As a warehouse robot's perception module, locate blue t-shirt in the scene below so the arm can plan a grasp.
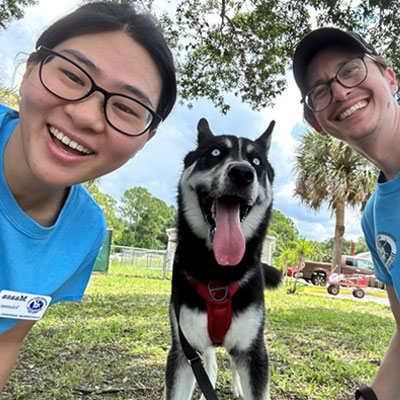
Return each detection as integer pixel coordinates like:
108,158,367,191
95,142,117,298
0,104,106,333
362,171,400,297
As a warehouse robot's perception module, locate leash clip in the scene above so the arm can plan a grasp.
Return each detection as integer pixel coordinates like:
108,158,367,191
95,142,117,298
187,351,202,366
207,283,229,302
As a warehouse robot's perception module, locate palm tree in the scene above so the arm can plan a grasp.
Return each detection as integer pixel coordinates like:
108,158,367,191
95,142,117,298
294,130,378,272
288,237,315,294
276,245,297,285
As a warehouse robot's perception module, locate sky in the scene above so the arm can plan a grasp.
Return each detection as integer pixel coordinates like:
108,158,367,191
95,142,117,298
0,0,367,242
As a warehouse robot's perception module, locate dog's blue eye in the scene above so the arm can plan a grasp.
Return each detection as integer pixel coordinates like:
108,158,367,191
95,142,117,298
252,157,261,166
211,149,221,157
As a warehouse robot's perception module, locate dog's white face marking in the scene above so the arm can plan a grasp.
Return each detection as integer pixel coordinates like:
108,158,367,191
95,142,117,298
224,305,264,351
242,178,273,239
224,138,233,149
180,135,273,251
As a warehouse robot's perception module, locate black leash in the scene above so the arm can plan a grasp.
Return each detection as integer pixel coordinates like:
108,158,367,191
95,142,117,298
174,302,219,400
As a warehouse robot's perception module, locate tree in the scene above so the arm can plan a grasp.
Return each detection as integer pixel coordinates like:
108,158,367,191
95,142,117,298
294,130,378,273
134,197,176,249
268,209,299,258
134,0,400,113
119,186,150,241
118,186,176,249
0,0,37,29
354,236,369,254
275,245,297,284
87,185,123,244
288,237,315,294
308,240,332,263
324,236,369,256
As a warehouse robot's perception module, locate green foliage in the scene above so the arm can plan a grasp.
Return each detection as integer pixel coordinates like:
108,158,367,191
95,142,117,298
325,236,369,256
269,209,299,258
0,0,37,28
152,0,309,112
138,0,400,113
294,130,377,273
118,186,176,249
83,185,175,249
308,240,332,262
354,236,369,254
294,237,315,263
87,185,124,244
275,245,297,271
294,131,378,213
288,237,315,293
301,236,369,264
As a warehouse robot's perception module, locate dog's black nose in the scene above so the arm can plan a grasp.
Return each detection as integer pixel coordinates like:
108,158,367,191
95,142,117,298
228,164,254,184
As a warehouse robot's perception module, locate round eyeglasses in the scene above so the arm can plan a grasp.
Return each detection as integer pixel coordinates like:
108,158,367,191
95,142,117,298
301,55,371,112
37,46,162,136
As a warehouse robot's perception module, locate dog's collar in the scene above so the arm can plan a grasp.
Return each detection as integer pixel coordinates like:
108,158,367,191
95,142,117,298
186,275,240,345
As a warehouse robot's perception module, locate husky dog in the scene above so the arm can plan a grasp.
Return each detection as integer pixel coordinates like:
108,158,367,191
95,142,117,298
165,118,281,400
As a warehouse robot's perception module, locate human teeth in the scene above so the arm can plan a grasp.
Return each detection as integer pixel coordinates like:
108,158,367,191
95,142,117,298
339,101,367,120
49,126,91,154
61,136,71,145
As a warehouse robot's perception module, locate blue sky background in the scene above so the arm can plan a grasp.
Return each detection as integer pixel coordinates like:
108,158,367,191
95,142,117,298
0,0,367,242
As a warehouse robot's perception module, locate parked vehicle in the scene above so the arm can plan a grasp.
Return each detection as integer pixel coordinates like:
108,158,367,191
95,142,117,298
299,255,384,289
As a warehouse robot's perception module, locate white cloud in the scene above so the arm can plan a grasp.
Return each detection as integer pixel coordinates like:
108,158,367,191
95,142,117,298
344,207,365,240
0,0,80,88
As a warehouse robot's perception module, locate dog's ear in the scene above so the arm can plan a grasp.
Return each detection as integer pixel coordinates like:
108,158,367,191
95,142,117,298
255,120,275,154
197,118,214,144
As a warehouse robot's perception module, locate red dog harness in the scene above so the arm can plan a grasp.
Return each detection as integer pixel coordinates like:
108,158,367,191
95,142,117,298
188,278,240,345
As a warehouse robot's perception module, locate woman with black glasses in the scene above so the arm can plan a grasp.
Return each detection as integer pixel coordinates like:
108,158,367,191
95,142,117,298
293,28,399,400
0,1,176,392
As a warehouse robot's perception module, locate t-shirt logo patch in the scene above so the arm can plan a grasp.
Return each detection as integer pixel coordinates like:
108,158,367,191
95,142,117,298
376,233,396,271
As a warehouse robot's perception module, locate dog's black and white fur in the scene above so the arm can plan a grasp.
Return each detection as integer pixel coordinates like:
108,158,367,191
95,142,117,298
165,119,281,400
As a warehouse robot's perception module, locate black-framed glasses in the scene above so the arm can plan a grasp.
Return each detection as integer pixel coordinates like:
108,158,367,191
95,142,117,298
301,55,372,112
37,46,162,136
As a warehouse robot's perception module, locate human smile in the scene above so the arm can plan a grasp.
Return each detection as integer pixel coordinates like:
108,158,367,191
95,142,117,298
49,126,93,155
338,101,368,121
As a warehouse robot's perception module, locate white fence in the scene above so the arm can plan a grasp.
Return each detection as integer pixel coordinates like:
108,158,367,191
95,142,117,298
110,245,171,279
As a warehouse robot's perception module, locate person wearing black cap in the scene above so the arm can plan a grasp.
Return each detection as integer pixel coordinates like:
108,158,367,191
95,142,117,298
293,27,400,400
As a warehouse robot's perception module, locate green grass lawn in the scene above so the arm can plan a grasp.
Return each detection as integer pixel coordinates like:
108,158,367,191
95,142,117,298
3,267,394,400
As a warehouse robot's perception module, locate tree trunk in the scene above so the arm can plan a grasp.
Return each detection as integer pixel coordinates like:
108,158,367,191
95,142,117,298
332,201,345,273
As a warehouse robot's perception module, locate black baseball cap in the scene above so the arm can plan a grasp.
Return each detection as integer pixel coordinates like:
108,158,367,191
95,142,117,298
293,27,379,96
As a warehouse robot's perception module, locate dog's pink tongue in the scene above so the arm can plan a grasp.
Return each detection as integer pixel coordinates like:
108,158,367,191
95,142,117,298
213,199,245,266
